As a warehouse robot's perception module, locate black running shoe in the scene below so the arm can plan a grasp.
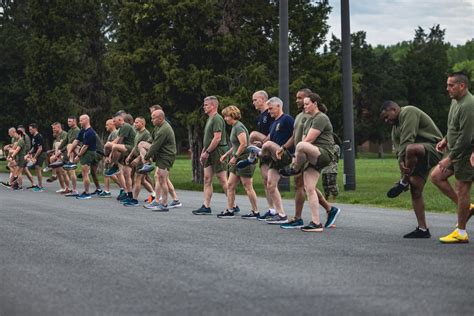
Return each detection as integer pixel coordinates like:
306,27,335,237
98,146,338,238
192,205,212,215
301,221,324,232
217,210,235,219
49,161,64,169
241,211,260,219
403,227,431,239
0,181,11,188
233,205,240,213
386,181,409,198
279,166,301,177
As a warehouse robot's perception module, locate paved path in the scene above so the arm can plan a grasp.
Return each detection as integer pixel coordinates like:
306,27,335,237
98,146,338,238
1,175,473,315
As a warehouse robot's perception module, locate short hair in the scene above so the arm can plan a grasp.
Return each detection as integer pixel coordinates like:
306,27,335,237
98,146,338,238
67,116,77,121
307,93,328,113
17,125,25,131
267,96,283,108
204,95,219,105
16,129,25,136
149,104,162,111
51,122,62,127
29,123,38,129
135,116,146,124
448,71,469,87
380,100,399,112
298,88,312,97
113,112,124,118
254,90,268,100
124,113,134,125
221,105,241,120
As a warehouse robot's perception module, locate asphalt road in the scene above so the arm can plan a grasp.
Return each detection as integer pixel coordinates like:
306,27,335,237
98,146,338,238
1,175,473,315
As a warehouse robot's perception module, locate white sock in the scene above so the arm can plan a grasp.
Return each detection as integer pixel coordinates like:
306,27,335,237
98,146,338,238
248,154,256,163
419,227,427,232
400,179,408,186
151,192,156,197
269,208,277,215
457,229,467,236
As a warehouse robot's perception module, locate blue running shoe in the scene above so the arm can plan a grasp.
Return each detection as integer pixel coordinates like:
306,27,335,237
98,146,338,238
123,199,139,207
76,192,92,200
280,217,304,229
247,145,262,155
192,205,212,215
266,214,288,225
233,205,240,213
324,206,341,228
116,189,126,201
257,210,274,221
138,163,155,174
168,200,182,209
105,165,120,177
98,191,112,198
32,186,45,192
236,159,253,169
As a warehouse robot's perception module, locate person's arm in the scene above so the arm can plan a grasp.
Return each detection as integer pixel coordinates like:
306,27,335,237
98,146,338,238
448,105,474,161
397,111,419,162
302,128,322,143
220,147,233,162
144,132,166,161
76,144,89,159
204,131,222,153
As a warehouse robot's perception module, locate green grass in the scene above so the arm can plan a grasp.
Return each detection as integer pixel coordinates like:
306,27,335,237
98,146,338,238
2,155,470,213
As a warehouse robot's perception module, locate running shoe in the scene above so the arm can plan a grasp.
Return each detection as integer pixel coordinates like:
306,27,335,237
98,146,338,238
138,163,155,174
65,190,79,197
301,222,324,232
247,145,262,155
26,185,39,190
46,176,57,183
266,214,288,225
257,210,274,221
98,191,112,198
192,205,212,215
123,199,139,207
236,159,253,169
0,181,11,188
63,162,77,170
217,210,235,218
324,206,341,228
105,165,120,177
168,200,182,209
76,192,92,200
42,166,51,173
403,227,431,239
90,189,103,196
241,211,260,219
12,184,23,190
233,205,240,213
119,196,132,204
144,195,155,203
144,201,169,212
279,166,301,177
280,217,304,229
32,186,45,192
56,188,67,193
116,190,127,201
386,181,409,198
49,161,64,169
439,229,469,244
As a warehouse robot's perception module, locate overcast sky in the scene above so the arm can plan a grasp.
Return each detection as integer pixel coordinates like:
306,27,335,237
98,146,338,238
326,0,474,46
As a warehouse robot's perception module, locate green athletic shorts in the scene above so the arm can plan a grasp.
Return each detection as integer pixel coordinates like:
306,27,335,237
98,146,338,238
229,154,256,178
80,150,98,166
305,146,334,172
155,155,175,171
412,143,442,180
269,149,293,171
449,153,474,182
119,145,134,164
204,146,228,173
34,152,47,168
15,155,26,168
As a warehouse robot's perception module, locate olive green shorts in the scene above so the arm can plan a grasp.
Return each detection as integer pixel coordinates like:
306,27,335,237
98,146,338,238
269,150,293,170
33,152,46,168
119,145,134,164
80,151,98,166
204,147,228,173
449,153,474,182
412,143,442,180
229,154,256,178
15,155,26,168
305,146,334,172
155,155,175,171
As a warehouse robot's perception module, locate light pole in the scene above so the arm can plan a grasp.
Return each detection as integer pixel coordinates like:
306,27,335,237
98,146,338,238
341,0,356,190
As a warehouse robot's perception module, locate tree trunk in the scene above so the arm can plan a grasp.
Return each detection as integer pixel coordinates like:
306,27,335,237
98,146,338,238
188,124,203,184
378,142,384,158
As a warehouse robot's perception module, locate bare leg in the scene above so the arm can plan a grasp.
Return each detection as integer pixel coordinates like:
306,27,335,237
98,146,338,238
226,173,239,210
304,168,322,225
430,165,457,204
241,176,258,212
456,180,472,230
409,175,428,229
267,169,285,216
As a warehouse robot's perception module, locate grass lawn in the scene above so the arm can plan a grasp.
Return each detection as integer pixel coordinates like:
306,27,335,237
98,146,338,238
1,155,470,213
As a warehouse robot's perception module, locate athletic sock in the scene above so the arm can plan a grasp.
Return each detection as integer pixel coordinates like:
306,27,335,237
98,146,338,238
419,227,427,232
400,179,408,186
269,208,277,215
457,229,467,236
127,192,133,198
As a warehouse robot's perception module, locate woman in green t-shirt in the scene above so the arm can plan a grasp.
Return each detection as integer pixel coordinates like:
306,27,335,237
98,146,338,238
280,93,339,232
217,106,259,219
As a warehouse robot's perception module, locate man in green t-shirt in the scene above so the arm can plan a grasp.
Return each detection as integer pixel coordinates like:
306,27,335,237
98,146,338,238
380,101,443,238
45,122,69,191
99,119,120,198
104,112,136,200
140,110,177,212
431,72,474,244
192,96,229,215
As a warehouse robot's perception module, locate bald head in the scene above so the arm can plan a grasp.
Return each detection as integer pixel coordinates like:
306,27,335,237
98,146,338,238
8,127,16,137
105,119,115,132
79,114,90,128
252,90,269,111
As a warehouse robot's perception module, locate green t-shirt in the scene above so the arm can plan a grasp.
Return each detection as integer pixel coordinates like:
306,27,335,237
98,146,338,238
203,114,227,149
59,127,80,151
392,106,443,162
446,91,474,160
133,129,152,155
230,121,249,156
24,134,31,152
303,112,334,148
16,137,27,157
107,129,119,142
55,130,68,142
145,121,176,160
118,123,136,147
294,112,311,144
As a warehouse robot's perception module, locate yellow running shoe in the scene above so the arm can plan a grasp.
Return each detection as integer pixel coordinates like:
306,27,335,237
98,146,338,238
439,229,469,244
